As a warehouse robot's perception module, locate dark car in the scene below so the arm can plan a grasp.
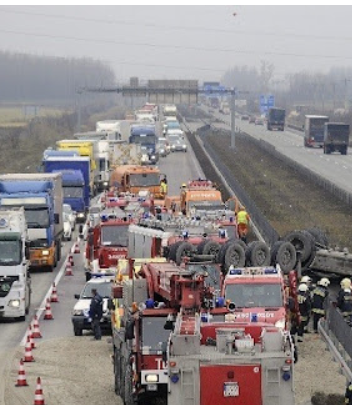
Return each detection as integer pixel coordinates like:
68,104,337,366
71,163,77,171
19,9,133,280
241,115,249,121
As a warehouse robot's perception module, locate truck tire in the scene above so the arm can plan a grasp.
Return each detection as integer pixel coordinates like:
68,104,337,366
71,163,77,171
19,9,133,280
114,348,122,396
175,242,196,266
271,241,297,273
224,242,246,271
246,241,270,267
342,146,348,155
283,230,314,262
197,239,209,254
73,325,83,336
202,240,221,256
124,363,135,405
57,239,62,261
168,241,183,262
306,228,329,248
235,239,247,252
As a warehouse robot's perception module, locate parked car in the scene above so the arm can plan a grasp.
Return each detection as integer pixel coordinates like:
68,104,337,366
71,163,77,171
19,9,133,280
71,276,114,336
63,203,76,231
241,115,249,121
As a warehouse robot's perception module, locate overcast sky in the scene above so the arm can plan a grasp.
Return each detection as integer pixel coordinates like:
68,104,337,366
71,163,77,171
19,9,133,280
0,5,352,83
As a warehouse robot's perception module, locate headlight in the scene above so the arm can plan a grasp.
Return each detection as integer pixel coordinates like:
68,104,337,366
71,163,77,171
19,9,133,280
171,145,175,149
151,155,156,160
73,309,84,316
145,374,159,383
103,181,108,186
275,319,286,330
77,213,85,218
8,299,21,308
182,145,187,149
42,250,50,256
160,149,165,153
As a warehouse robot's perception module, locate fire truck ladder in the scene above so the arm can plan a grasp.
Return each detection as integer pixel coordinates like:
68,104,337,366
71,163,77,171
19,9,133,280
265,367,281,405
181,368,196,405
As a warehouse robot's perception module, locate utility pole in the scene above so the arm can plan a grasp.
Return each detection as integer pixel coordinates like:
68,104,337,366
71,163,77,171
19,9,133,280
230,89,236,149
77,90,82,133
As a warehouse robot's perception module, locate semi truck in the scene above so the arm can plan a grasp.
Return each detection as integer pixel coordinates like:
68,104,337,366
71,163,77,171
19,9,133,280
323,122,350,155
96,120,122,141
0,173,63,272
267,108,285,131
111,260,296,405
0,207,31,320
110,142,143,167
304,115,329,148
42,156,90,222
129,124,158,165
163,105,177,117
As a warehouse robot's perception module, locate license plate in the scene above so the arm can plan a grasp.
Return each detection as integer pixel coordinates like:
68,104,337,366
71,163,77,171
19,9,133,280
224,382,239,397
147,384,158,391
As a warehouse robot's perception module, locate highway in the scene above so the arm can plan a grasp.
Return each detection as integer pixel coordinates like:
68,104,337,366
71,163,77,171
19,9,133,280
209,109,352,195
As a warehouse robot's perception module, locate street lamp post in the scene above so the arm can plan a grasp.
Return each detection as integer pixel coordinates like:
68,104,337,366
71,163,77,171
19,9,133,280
230,89,236,149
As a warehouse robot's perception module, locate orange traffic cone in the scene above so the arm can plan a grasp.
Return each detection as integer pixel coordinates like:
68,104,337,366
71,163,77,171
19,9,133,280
65,261,73,276
33,377,45,405
74,243,80,254
15,359,29,387
43,299,54,320
23,335,35,362
50,283,59,303
69,254,74,266
28,325,36,349
32,316,42,338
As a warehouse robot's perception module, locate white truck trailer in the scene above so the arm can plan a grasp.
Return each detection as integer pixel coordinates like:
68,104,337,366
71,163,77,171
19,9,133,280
0,207,31,320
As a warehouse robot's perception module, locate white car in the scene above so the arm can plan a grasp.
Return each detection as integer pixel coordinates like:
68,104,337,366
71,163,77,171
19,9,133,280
71,276,113,336
63,213,72,241
63,204,76,231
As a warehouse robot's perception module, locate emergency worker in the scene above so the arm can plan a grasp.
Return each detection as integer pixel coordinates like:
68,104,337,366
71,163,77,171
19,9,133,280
311,277,330,333
345,382,352,404
337,278,352,324
89,288,103,340
236,206,250,243
297,284,311,342
299,275,313,331
160,179,168,196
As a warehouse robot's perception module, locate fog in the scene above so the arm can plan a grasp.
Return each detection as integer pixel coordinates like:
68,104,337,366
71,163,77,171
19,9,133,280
0,6,351,83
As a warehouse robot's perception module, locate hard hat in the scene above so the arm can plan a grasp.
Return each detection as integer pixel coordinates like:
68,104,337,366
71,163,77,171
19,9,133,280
341,278,351,288
298,283,309,292
181,183,187,188
319,277,330,287
301,276,311,284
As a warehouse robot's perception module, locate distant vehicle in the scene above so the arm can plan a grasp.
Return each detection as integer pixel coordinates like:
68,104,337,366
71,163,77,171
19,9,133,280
63,203,76,231
304,115,329,148
71,276,113,336
63,213,73,241
241,115,249,121
323,122,350,155
169,135,187,152
219,101,230,114
255,118,264,126
249,116,256,124
267,108,285,131
157,137,170,157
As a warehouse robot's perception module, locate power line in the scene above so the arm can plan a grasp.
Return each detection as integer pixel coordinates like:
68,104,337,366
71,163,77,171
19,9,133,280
0,7,350,43
1,28,352,62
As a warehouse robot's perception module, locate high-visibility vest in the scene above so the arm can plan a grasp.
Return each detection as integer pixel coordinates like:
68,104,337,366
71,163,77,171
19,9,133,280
237,211,248,224
160,182,167,194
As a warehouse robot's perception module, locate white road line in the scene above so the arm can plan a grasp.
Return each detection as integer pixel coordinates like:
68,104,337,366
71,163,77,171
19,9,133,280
20,253,71,347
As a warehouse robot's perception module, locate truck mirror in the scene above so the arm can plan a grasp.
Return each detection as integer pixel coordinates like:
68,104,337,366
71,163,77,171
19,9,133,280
125,319,135,340
25,246,30,260
54,213,60,224
74,294,80,299
161,341,168,363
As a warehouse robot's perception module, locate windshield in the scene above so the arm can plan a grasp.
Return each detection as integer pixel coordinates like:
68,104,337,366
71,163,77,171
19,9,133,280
24,207,49,228
130,134,156,145
225,283,283,308
0,240,21,265
142,317,173,354
130,173,160,187
63,187,83,198
101,225,129,246
81,281,111,298
169,135,182,143
167,122,180,129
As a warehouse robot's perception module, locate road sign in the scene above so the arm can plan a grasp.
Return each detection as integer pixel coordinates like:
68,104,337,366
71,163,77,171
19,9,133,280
260,95,275,114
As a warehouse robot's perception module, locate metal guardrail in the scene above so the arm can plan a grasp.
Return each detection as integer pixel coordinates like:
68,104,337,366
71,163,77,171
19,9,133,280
198,128,280,246
319,301,352,381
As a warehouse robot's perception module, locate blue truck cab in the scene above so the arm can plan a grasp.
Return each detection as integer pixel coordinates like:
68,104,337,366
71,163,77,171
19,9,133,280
129,124,158,164
42,155,90,222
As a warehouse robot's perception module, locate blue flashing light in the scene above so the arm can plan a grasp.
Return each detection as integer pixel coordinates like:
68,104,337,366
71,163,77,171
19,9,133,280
145,298,155,309
229,269,242,275
170,374,179,384
264,268,278,274
182,230,189,239
219,229,226,238
229,216,234,223
201,313,210,323
216,297,225,308
282,372,291,381
250,313,258,322
101,214,108,222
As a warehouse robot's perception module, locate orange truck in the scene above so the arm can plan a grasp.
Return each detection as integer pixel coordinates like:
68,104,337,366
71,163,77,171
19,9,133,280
110,165,165,200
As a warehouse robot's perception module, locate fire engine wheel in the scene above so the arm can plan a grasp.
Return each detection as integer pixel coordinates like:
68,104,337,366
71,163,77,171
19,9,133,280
246,241,270,267
124,364,136,405
306,228,329,248
224,242,246,271
217,238,238,265
270,241,297,273
198,240,221,256
235,239,247,252
114,348,123,396
283,230,315,263
175,242,197,266
168,241,183,262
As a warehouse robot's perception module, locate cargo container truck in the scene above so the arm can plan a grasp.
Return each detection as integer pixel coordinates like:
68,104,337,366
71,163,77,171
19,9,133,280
0,173,63,271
